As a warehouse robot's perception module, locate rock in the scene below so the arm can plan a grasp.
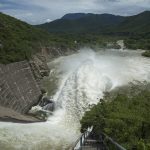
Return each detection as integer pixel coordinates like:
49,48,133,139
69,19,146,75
45,46,77,58
116,40,125,50
39,96,55,112
29,53,50,87
43,102,55,111
28,91,55,119
28,105,53,120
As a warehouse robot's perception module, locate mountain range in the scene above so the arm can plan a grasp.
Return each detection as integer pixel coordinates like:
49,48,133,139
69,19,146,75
38,11,150,35
0,11,150,64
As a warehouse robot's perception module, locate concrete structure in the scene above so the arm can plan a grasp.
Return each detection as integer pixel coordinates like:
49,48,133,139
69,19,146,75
0,61,41,114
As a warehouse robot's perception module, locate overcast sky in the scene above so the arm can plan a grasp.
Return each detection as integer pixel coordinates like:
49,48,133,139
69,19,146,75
0,0,150,24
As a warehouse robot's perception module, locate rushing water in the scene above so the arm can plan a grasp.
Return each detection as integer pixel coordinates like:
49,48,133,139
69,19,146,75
0,49,150,150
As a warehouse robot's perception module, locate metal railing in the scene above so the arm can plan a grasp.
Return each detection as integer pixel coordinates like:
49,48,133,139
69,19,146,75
102,132,126,150
72,126,126,150
72,126,93,150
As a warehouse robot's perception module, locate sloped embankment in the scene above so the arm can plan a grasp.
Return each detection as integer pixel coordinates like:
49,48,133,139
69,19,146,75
0,61,42,122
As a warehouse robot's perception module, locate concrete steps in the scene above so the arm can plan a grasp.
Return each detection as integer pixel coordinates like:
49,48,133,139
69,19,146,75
80,137,106,150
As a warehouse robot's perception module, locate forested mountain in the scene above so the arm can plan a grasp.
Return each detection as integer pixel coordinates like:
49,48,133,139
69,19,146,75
38,13,125,33
38,11,150,35
0,11,150,64
116,11,150,33
61,13,87,20
0,12,51,63
38,11,150,50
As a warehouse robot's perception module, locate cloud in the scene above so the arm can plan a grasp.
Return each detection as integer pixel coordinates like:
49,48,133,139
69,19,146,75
0,0,150,24
46,19,52,22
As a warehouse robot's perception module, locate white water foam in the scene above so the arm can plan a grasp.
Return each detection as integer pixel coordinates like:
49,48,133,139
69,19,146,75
0,49,150,150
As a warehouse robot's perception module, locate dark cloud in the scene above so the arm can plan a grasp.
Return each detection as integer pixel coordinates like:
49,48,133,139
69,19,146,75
0,0,150,24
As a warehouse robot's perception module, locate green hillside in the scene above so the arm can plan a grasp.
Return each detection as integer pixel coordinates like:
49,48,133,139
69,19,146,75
38,11,150,50
0,12,51,64
81,83,150,149
116,11,150,33
0,11,150,64
38,11,150,35
38,14,125,33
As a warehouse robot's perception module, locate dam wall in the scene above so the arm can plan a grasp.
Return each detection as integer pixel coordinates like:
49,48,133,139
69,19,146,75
0,61,41,114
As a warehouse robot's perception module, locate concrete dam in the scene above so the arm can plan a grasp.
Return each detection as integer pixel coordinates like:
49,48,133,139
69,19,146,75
0,61,41,120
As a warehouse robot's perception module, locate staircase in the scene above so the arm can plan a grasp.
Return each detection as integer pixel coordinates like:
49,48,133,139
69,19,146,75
72,127,126,150
81,136,106,150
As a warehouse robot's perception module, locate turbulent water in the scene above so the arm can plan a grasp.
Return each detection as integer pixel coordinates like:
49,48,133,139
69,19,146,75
0,49,150,150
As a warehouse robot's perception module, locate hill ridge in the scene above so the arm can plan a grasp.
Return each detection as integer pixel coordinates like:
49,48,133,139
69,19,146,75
38,11,150,34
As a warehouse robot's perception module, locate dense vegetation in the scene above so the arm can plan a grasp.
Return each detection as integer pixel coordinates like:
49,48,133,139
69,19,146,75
0,11,150,64
81,83,150,149
142,50,150,57
38,11,150,51
38,14,125,33
0,12,122,64
0,12,52,64
47,33,122,49
39,11,150,33
0,13,81,64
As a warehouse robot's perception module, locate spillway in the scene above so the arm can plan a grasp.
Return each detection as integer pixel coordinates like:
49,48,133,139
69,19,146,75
0,49,150,150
